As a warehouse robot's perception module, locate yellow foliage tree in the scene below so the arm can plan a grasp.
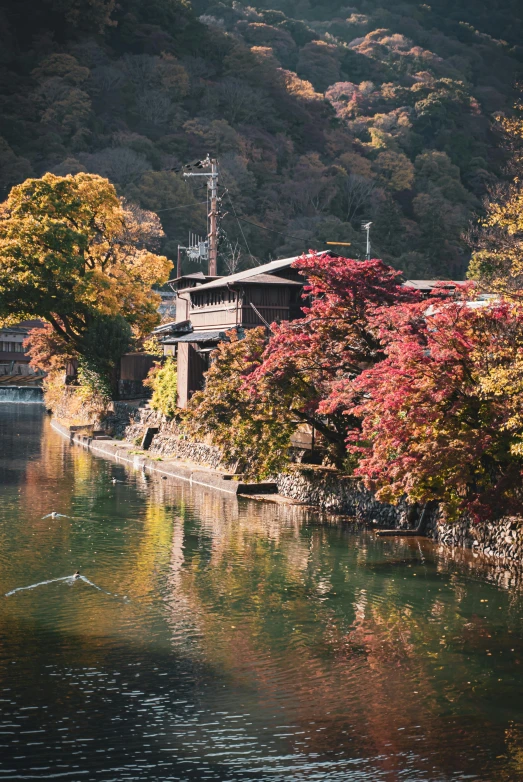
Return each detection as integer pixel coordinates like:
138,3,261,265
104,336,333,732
469,113,523,296
373,150,415,191
0,173,171,348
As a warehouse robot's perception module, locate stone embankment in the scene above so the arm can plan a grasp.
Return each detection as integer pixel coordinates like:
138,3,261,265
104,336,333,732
51,418,276,496
435,516,523,563
276,466,523,567
53,403,523,569
275,468,408,526
116,404,230,470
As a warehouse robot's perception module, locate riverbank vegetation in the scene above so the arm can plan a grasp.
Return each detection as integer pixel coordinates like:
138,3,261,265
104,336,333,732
2,0,523,517
145,356,178,418
1,0,523,277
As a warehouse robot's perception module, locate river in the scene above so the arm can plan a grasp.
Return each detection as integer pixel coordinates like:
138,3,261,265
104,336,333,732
1,404,523,781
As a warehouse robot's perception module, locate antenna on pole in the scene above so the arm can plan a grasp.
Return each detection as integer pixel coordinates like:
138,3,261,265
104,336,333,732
183,155,219,276
361,222,372,260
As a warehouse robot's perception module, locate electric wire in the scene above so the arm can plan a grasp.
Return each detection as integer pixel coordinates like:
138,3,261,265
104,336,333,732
154,200,208,213
225,190,256,264
229,214,306,242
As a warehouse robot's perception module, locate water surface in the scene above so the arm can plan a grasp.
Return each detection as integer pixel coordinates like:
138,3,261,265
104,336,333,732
1,405,523,781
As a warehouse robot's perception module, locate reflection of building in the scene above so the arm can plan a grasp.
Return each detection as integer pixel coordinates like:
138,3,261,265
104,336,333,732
0,321,43,382
155,253,466,409
155,254,322,408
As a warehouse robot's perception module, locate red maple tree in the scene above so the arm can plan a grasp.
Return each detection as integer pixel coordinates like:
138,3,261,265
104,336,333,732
349,293,523,520
245,252,420,465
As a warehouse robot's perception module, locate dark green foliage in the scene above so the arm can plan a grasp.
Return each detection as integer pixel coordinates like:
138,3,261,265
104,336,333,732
81,315,133,375
80,315,133,394
1,0,522,279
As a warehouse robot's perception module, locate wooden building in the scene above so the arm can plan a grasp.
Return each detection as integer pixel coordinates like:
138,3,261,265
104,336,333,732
156,253,328,407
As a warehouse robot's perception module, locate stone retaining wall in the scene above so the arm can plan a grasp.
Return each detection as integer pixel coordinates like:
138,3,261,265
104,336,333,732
276,467,409,526
435,516,523,564
277,466,523,567
122,405,162,442
149,430,224,470
122,406,229,470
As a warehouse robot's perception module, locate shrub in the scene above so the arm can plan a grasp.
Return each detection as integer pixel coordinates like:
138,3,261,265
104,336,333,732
145,357,177,417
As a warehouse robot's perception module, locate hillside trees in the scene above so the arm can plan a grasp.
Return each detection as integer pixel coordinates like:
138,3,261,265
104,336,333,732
468,112,523,297
0,0,522,277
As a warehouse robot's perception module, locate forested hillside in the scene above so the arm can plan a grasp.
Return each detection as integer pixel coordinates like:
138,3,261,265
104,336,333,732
1,0,522,277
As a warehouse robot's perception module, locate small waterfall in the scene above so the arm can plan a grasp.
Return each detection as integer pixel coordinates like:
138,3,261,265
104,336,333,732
0,386,44,404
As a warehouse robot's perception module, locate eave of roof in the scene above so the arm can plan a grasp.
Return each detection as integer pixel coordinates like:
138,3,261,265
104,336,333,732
222,273,302,286
161,330,229,345
152,319,191,335
177,251,334,294
403,279,466,289
167,273,222,285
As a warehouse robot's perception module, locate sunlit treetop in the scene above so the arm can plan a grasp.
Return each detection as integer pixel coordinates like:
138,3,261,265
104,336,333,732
0,172,171,346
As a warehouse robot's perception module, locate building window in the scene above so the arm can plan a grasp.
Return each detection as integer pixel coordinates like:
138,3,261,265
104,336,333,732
0,341,25,353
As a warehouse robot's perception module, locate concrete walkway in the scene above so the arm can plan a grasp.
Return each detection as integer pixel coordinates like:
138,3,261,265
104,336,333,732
51,419,278,497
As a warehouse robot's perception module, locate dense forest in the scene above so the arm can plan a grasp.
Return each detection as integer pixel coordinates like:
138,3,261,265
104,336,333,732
1,0,522,278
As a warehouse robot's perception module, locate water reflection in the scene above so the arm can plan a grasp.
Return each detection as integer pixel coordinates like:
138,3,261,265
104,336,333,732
1,405,523,780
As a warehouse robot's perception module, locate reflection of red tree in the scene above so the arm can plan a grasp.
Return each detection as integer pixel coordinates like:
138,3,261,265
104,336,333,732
163,503,495,780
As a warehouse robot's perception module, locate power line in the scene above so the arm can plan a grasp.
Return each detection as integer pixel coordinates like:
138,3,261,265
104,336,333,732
154,200,208,213
225,191,256,264
227,213,312,243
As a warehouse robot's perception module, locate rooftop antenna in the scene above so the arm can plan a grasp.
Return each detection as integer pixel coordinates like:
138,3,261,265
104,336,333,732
361,222,372,260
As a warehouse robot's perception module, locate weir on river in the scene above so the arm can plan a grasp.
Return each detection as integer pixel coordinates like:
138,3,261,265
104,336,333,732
0,385,43,403
2,402,523,781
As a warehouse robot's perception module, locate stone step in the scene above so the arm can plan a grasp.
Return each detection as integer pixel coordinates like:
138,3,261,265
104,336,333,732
236,482,278,495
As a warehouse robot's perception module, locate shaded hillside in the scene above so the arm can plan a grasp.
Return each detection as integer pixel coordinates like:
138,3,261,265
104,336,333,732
1,0,522,278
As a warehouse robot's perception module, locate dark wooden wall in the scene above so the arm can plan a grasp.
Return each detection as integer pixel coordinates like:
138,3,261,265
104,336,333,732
241,285,292,326
119,353,155,381
177,343,208,408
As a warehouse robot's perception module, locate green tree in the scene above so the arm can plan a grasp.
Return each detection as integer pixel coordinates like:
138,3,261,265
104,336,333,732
184,328,296,478
81,315,133,394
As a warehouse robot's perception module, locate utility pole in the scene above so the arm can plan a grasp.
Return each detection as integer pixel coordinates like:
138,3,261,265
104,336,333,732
361,222,372,260
183,156,219,276
208,158,218,277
